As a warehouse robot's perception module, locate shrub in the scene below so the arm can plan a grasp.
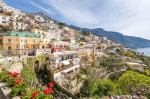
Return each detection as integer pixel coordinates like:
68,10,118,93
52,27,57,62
0,71,12,82
80,78,93,97
116,71,150,94
23,82,54,99
92,79,116,97
21,58,36,81
10,81,27,98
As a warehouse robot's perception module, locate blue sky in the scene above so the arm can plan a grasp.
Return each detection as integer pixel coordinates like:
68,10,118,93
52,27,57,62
3,0,150,40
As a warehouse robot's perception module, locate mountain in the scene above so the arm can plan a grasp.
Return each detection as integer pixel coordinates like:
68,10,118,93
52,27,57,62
25,12,150,49
68,26,150,49
25,12,58,23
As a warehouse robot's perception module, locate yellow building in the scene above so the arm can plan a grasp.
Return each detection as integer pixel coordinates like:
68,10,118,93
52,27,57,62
3,36,46,55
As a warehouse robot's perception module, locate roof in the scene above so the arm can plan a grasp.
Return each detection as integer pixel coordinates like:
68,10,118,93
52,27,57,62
52,51,77,56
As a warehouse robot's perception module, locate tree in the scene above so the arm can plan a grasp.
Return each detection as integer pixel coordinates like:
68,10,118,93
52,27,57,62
75,73,81,86
80,78,93,97
92,79,115,98
124,51,136,58
116,71,150,94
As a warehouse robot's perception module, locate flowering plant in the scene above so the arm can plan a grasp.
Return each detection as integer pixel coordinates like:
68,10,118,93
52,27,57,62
10,80,27,98
48,82,54,87
30,92,38,99
7,72,12,75
0,71,11,82
14,79,23,85
11,72,20,77
44,88,53,94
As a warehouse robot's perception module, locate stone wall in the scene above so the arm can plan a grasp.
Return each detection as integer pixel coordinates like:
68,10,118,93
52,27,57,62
102,95,148,99
47,69,78,99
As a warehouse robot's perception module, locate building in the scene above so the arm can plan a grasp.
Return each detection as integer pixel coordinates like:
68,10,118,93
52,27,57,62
49,42,69,53
0,0,21,14
2,31,47,56
34,15,44,28
31,29,47,39
7,31,41,38
47,29,61,40
34,15,44,23
13,22,26,30
12,13,23,22
0,14,10,25
49,51,80,84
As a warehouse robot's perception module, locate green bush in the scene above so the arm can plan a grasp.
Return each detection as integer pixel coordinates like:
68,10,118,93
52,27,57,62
108,71,125,82
23,88,53,99
92,79,115,97
7,78,18,88
0,71,11,82
116,71,150,93
10,82,27,98
21,59,36,81
80,78,93,97
80,78,126,98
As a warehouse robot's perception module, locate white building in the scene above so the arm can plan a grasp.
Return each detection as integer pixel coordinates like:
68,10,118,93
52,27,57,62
34,15,44,23
0,0,21,14
47,29,61,41
49,51,80,84
0,14,10,25
13,22,26,30
12,13,23,21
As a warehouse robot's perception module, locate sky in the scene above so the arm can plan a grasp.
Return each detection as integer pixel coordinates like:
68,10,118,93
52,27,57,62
3,0,150,40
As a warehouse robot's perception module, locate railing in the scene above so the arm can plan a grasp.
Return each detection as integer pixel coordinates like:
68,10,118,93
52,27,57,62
3,49,36,56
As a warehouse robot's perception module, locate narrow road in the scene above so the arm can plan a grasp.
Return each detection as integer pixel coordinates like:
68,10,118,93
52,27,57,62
102,68,127,79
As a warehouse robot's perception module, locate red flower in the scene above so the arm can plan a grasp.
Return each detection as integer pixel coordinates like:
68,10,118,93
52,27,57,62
30,92,38,99
14,80,23,85
7,72,12,75
11,72,20,77
48,82,54,87
44,88,53,94
21,77,24,79
1,69,4,71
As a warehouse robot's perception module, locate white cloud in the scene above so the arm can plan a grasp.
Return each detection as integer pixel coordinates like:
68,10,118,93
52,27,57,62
30,0,150,40
28,0,55,15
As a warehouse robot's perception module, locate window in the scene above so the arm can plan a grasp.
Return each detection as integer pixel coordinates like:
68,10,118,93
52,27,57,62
8,46,11,51
26,46,28,49
33,40,36,43
16,27,18,29
8,39,11,43
25,40,27,43
2,17,6,20
33,46,36,49
16,23,18,26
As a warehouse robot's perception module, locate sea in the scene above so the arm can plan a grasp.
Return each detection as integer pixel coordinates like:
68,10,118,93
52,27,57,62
136,48,150,57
